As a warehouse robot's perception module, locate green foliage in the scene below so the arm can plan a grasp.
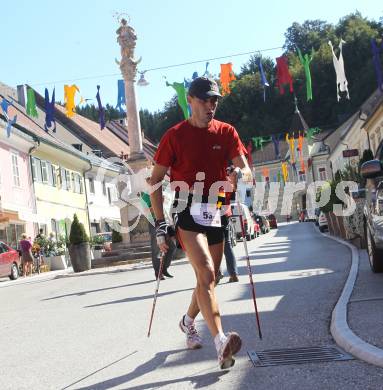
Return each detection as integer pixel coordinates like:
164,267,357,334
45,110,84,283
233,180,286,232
90,235,106,249
69,214,89,245
112,229,123,243
317,175,345,214
34,235,66,256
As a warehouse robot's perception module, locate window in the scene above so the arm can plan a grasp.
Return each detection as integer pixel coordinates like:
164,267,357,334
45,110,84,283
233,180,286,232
89,177,95,194
298,171,306,182
318,167,327,181
51,165,57,186
102,181,107,196
60,168,67,190
41,161,49,183
73,173,81,193
107,187,112,204
11,153,21,187
79,176,84,194
65,170,72,190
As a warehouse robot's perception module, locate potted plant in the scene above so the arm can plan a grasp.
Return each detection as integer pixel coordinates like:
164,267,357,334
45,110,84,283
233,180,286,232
91,235,105,259
41,235,68,270
68,214,91,272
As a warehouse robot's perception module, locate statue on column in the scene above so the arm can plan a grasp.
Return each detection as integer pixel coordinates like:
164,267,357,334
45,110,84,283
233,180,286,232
116,18,142,81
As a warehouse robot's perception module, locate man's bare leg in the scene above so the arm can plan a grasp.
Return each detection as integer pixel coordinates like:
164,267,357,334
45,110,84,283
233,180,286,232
178,227,224,338
186,241,224,320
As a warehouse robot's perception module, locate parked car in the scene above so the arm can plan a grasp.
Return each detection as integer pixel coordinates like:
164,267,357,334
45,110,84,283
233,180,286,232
230,203,255,240
360,159,383,273
253,214,270,234
0,241,21,280
267,214,278,229
318,211,328,232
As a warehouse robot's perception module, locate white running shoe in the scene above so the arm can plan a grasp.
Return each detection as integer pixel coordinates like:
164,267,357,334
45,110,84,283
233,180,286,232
217,332,242,369
179,316,203,349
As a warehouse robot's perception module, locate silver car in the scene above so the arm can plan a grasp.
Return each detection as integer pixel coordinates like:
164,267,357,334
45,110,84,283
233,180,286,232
361,159,383,272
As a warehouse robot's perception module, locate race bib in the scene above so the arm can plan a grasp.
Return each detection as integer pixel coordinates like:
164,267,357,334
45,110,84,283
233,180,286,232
190,203,221,227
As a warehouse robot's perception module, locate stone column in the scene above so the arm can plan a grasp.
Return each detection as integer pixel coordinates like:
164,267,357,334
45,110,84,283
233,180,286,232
116,18,150,244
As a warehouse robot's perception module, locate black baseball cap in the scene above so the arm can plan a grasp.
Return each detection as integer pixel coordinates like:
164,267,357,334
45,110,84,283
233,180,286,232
188,77,222,100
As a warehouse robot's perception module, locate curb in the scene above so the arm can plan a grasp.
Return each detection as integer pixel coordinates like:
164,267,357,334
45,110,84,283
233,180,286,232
318,230,383,367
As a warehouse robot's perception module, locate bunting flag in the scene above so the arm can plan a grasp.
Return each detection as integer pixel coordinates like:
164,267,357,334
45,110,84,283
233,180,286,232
220,63,236,95
371,38,383,92
166,81,189,119
291,162,298,175
202,62,213,78
252,136,271,150
26,88,38,118
286,133,295,163
271,134,281,159
305,127,320,143
297,47,314,101
96,85,106,130
64,84,80,117
0,97,11,115
6,115,17,137
0,98,17,137
328,40,350,101
257,58,269,101
297,132,305,172
281,161,288,182
116,79,126,112
44,88,56,132
276,56,293,95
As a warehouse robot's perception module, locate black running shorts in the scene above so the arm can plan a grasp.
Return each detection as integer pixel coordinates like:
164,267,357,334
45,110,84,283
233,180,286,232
173,207,226,246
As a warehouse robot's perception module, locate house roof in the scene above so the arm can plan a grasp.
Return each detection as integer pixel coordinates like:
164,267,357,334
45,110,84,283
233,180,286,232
252,140,290,164
0,88,89,162
31,87,158,161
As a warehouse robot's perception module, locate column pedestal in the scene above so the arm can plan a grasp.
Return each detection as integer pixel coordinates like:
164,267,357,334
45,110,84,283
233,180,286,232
120,156,151,245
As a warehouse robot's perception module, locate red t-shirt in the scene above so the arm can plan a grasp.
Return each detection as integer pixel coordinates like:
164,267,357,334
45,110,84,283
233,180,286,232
154,119,246,195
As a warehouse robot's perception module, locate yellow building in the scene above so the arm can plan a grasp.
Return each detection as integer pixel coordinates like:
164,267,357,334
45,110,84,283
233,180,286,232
30,138,91,237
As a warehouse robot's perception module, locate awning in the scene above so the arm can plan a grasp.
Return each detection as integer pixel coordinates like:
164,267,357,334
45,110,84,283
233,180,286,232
0,210,20,223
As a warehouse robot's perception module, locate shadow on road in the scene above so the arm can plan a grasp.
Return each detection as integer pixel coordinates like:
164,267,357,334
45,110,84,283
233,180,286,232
71,348,228,390
42,279,155,301
84,287,194,308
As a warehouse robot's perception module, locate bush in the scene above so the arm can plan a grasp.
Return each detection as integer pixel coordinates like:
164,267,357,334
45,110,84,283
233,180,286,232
69,214,89,245
91,235,105,249
112,229,123,243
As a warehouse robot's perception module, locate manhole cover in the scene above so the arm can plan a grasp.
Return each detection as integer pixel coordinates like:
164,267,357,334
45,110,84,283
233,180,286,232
248,345,353,367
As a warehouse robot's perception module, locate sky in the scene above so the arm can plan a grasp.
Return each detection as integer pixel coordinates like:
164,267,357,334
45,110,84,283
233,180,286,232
1,0,382,114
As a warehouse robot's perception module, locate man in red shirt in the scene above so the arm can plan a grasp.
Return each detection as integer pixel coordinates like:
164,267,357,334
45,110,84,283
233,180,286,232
150,77,252,369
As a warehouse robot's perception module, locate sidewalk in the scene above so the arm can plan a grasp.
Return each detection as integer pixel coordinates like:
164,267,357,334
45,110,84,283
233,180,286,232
323,233,383,368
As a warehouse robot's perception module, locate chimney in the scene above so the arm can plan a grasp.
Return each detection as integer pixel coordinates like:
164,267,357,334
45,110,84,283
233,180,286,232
16,85,26,107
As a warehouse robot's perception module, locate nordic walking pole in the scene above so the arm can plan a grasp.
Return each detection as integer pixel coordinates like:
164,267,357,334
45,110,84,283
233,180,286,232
147,250,166,337
236,193,263,340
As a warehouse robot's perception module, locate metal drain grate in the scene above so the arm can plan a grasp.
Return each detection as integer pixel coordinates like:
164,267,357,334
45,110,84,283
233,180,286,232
248,345,353,367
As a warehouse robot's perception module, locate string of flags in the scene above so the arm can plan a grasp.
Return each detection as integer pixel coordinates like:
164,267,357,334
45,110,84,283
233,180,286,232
1,36,383,138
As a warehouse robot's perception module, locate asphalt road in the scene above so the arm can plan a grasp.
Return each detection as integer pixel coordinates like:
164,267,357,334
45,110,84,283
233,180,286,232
1,222,382,389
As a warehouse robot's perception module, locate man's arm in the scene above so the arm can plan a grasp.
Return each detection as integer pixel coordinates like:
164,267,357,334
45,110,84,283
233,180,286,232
232,154,253,184
149,163,169,222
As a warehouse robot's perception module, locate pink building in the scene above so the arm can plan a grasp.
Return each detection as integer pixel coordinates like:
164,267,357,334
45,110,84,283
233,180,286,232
0,120,36,247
